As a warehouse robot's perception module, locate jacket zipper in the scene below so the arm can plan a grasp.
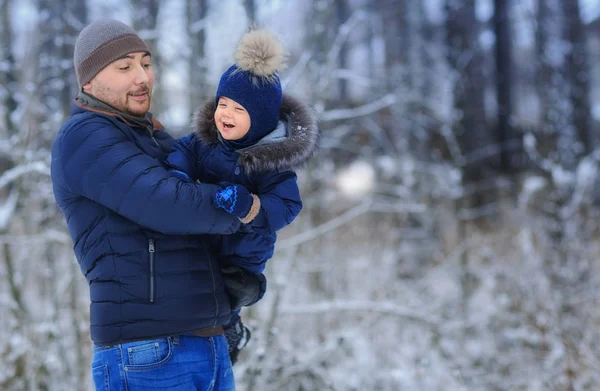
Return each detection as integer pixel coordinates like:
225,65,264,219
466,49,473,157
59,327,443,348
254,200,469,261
206,248,219,326
149,129,160,147
148,239,155,303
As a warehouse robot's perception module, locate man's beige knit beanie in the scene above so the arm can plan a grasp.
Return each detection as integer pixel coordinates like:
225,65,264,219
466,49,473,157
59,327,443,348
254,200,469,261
73,19,150,89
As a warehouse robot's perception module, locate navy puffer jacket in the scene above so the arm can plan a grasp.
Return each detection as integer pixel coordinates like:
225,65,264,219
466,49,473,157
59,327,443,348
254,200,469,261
51,102,241,346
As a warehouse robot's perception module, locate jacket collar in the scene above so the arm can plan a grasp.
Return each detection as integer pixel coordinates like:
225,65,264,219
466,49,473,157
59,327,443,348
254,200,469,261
71,91,164,132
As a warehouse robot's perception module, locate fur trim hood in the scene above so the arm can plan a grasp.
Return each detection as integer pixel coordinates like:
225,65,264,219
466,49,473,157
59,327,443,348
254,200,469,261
192,93,319,173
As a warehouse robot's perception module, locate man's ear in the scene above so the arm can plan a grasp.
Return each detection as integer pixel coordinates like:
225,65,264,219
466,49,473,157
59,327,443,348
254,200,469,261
82,82,92,91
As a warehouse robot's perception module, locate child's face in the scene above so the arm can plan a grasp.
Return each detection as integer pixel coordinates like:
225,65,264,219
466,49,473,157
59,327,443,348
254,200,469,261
214,97,251,140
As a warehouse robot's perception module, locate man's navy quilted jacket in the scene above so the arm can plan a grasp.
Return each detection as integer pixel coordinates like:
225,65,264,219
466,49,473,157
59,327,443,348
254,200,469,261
51,102,241,345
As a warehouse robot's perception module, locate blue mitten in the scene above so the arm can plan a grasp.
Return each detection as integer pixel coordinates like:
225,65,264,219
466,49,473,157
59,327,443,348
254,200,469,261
212,183,254,218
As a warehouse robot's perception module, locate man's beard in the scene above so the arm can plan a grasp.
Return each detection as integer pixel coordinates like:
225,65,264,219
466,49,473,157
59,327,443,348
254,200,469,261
124,87,151,116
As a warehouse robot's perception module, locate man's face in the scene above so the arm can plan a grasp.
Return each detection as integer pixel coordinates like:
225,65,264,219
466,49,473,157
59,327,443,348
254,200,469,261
83,52,153,116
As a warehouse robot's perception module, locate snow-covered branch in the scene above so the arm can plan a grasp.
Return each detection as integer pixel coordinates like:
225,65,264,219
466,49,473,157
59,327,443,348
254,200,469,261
282,51,311,89
0,161,50,190
281,300,442,329
320,94,397,122
326,11,368,69
0,189,18,230
523,132,576,188
276,200,371,250
0,230,71,245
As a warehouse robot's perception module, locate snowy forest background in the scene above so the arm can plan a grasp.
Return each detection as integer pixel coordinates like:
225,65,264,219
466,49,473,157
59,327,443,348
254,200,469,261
2,0,600,390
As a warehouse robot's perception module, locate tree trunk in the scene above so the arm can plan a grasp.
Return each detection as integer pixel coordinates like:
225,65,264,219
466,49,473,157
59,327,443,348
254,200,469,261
6,2,91,389
335,0,350,102
445,1,490,330
419,3,435,104
535,0,577,167
445,0,490,182
61,0,87,119
37,0,68,143
243,0,256,25
308,0,335,101
404,1,428,159
562,0,593,153
376,0,403,154
187,0,209,108
493,0,515,172
378,0,402,92
35,0,86,127
0,0,18,136
131,0,163,116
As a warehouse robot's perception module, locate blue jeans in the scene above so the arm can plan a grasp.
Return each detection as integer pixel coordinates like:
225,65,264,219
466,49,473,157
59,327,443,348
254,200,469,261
91,334,235,390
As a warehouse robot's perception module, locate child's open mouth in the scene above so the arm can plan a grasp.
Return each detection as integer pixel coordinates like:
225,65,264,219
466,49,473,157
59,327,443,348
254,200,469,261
223,122,234,129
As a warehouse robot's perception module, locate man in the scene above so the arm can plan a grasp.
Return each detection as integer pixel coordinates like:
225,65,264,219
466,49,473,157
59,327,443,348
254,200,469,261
51,19,245,390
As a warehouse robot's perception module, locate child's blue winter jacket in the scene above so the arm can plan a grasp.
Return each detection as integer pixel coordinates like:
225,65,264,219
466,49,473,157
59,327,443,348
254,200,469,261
166,94,319,274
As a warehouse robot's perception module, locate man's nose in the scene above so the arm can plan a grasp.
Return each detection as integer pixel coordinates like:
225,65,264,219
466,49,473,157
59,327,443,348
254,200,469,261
133,64,149,84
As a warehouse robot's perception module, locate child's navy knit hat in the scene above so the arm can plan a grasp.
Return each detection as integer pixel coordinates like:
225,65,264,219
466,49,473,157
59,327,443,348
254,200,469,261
215,29,285,144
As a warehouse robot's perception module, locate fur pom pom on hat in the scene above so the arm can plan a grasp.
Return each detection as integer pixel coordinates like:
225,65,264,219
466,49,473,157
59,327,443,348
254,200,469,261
216,29,286,145
235,29,285,80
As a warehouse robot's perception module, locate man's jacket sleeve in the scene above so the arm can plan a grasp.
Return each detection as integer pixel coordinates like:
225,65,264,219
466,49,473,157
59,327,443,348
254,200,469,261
56,119,240,235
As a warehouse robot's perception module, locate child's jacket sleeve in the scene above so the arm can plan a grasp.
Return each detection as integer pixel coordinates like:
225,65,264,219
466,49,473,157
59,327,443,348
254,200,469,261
165,133,198,180
249,170,303,235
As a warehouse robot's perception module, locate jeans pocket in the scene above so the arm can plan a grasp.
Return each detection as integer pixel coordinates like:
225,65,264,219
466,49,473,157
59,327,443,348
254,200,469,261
124,337,174,370
92,364,109,391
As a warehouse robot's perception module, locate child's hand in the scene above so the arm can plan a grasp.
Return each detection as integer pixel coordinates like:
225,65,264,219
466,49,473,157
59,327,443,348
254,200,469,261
212,183,256,219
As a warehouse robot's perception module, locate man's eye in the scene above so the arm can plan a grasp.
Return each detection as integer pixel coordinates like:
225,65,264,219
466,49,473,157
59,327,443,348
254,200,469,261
119,66,130,71
143,63,152,68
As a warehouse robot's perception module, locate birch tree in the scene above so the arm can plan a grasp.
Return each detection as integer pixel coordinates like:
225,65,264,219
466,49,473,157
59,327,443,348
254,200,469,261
0,0,18,136
0,1,89,390
535,0,577,167
187,0,209,106
445,0,491,179
131,0,163,115
562,0,593,152
494,0,516,172
243,0,256,25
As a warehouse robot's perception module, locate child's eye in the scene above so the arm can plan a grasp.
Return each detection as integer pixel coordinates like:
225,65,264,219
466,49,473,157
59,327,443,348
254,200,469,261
218,103,226,107
235,107,245,111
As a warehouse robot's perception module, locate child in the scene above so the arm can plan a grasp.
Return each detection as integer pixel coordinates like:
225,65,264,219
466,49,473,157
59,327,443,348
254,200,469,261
166,29,319,363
